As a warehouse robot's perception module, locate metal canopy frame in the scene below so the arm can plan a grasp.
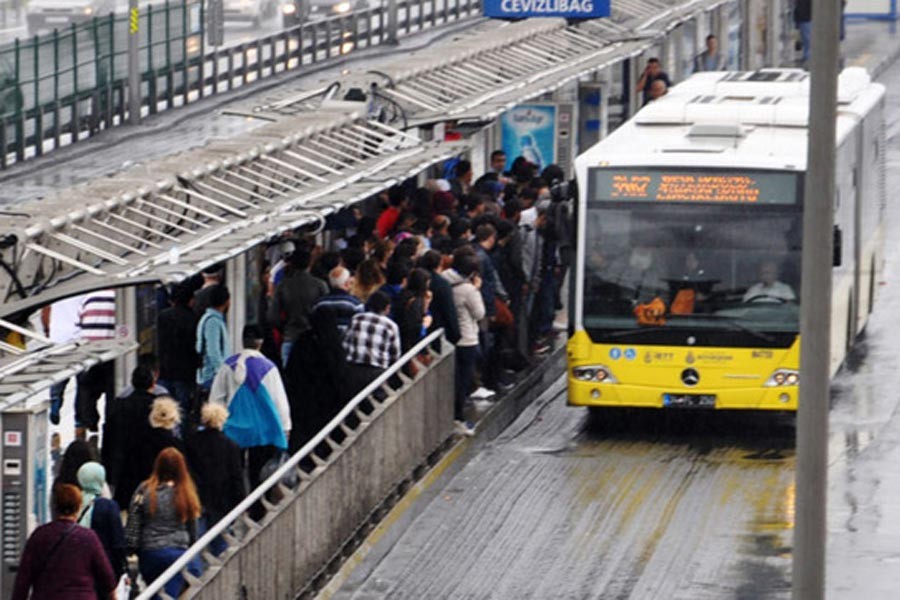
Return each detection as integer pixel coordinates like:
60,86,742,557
0,116,466,322
0,338,137,408
0,114,465,396
364,0,728,125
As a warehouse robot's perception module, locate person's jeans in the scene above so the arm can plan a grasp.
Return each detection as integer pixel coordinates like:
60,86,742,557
281,341,294,369
799,21,812,61
48,378,69,421
454,345,480,421
139,547,201,599
197,514,228,557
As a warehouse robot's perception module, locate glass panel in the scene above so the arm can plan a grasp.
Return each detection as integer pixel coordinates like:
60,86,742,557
583,203,802,345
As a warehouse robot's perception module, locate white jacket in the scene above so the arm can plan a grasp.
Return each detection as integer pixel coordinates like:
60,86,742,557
209,349,292,433
442,269,485,348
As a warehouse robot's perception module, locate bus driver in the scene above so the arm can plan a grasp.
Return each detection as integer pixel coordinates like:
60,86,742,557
743,260,796,303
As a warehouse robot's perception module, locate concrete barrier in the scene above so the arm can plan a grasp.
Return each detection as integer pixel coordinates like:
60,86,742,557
137,330,454,600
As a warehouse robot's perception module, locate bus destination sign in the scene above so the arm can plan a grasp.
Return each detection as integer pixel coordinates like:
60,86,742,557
591,169,798,205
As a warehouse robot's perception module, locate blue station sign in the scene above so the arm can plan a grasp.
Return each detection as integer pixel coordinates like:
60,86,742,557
483,0,609,18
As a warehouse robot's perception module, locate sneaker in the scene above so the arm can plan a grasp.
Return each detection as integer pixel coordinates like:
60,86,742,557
531,341,551,355
454,420,476,437
469,386,496,400
497,380,515,393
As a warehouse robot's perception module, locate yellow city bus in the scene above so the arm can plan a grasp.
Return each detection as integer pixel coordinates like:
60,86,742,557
568,68,885,411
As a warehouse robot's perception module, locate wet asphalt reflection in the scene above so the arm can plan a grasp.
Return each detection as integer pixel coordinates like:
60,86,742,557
343,381,799,600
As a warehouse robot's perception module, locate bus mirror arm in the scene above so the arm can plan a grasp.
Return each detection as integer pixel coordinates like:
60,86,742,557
833,225,842,267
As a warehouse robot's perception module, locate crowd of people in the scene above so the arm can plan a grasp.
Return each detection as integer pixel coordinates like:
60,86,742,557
16,149,573,598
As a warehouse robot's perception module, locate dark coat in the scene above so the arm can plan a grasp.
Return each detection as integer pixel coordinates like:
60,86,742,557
87,497,127,578
157,304,199,383
284,310,346,452
136,428,185,486
185,429,246,521
268,270,329,342
104,389,156,508
396,290,427,354
428,271,460,344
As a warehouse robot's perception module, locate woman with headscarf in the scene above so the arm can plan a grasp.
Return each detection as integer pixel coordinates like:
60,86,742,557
77,462,127,579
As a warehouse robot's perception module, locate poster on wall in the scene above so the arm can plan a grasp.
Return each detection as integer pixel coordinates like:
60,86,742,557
500,104,557,173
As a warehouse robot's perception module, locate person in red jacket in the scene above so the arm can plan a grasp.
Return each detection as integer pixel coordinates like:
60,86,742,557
376,186,408,238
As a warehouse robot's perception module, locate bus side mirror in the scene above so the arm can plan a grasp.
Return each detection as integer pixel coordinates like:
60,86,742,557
833,225,842,267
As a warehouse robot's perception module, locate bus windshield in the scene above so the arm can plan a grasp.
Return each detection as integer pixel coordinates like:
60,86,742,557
583,187,802,348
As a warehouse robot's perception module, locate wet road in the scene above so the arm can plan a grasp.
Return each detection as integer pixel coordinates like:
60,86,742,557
335,42,900,600
336,377,798,600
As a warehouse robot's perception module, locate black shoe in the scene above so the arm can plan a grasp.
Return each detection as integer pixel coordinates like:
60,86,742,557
49,410,60,425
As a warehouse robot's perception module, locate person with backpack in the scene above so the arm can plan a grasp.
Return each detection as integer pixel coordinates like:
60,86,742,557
209,325,291,505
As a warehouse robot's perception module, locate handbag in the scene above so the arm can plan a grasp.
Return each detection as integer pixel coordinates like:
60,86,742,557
260,450,299,489
493,298,514,328
124,488,145,554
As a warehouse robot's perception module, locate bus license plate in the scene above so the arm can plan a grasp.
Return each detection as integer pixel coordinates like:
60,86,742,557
663,394,716,409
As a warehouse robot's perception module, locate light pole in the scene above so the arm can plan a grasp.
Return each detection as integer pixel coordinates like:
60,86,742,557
792,0,841,597
128,0,141,125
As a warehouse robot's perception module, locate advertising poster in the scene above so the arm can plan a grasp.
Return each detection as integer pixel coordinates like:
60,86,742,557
501,104,557,173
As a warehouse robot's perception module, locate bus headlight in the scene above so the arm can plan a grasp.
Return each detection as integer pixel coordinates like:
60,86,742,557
572,365,618,384
764,369,799,387
282,3,297,14
333,1,351,12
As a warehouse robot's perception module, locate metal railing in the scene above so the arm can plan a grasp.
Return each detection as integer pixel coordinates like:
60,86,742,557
0,0,481,169
137,328,455,599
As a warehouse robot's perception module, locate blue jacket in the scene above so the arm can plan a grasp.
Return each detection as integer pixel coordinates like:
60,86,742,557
196,308,230,388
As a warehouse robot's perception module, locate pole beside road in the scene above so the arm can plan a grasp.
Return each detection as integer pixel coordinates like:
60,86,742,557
793,0,841,598
127,0,141,125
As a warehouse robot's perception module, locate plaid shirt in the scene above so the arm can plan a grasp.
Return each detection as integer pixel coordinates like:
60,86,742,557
343,311,401,369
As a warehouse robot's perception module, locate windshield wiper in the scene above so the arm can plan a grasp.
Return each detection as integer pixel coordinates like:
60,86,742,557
600,326,664,340
669,313,779,344
599,315,782,344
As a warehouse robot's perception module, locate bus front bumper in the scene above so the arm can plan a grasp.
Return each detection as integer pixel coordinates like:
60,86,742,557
567,378,797,411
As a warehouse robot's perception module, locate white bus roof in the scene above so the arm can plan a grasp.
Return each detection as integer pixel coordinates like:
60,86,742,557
575,67,885,173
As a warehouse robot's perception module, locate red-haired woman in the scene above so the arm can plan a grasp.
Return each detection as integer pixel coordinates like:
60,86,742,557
125,447,202,598
12,483,116,600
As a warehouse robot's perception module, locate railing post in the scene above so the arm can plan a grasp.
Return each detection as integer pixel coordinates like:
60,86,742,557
1,116,7,168
52,29,59,108
386,0,398,44
181,0,189,104
53,100,60,147
128,0,141,123
148,3,157,111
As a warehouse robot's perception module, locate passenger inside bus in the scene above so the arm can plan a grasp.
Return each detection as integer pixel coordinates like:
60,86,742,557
742,261,796,303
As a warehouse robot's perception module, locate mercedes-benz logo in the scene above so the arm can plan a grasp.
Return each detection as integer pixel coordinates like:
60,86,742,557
681,368,700,386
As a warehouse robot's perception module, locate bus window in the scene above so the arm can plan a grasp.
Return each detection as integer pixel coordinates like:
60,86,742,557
582,204,801,346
